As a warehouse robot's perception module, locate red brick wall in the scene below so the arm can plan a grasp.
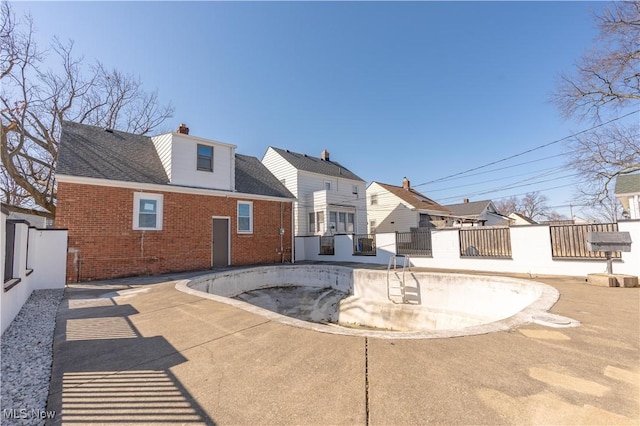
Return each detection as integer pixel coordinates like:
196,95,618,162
56,182,293,282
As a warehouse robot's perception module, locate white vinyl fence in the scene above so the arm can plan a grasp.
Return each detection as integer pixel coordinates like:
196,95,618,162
2,209,68,334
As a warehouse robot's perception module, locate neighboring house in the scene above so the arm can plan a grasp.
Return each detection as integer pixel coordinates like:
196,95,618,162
507,212,537,226
366,178,451,233
444,199,510,227
262,147,367,236
55,122,295,282
615,173,640,220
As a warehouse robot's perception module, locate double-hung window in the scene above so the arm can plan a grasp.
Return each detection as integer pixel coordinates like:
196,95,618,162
308,212,316,234
133,193,163,230
197,144,213,172
237,201,253,234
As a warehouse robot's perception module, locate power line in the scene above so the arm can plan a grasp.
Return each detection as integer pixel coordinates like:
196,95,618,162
414,110,639,187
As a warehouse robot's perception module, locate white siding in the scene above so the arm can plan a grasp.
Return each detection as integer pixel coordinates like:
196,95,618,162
366,182,418,233
262,148,367,236
169,134,235,191
151,133,173,181
261,148,301,232
299,171,367,235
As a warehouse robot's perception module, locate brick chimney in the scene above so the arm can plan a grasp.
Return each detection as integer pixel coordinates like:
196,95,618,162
321,149,330,161
177,123,189,135
402,177,410,190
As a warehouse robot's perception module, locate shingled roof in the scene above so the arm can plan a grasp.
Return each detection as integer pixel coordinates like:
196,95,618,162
444,200,493,217
615,173,640,195
57,122,294,199
374,182,450,214
270,147,364,181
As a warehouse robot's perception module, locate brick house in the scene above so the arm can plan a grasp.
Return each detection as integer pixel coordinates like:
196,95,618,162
55,122,295,282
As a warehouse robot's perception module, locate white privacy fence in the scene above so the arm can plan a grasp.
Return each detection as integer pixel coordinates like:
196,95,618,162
2,209,68,334
294,220,640,277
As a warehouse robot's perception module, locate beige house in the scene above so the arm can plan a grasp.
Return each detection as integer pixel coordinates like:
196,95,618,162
365,178,450,233
507,212,537,226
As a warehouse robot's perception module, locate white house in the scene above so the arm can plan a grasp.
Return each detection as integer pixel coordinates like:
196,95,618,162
615,173,640,220
366,178,451,233
262,147,367,236
507,212,537,226
444,199,511,227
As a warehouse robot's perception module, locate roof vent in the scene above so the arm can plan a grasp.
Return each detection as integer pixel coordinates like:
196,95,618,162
321,149,330,161
104,128,114,133
177,123,189,135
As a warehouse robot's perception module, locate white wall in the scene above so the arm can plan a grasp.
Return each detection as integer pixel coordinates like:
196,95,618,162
295,220,640,278
153,133,236,191
1,219,68,334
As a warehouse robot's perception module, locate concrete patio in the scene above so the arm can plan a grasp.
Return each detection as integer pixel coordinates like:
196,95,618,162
46,266,639,425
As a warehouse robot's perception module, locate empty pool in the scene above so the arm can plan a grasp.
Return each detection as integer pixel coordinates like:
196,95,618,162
176,264,575,339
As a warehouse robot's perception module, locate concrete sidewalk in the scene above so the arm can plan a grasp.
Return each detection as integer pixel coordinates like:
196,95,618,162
46,268,639,425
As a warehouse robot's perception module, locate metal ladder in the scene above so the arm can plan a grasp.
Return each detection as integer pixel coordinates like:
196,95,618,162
387,255,410,304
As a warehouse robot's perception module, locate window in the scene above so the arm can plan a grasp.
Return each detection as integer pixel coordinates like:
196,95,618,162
324,181,331,191
370,220,377,234
370,194,378,205
352,185,359,195
197,144,213,172
133,193,163,230
317,211,325,233
308,212,316,234
237,201,253,233
330,211,355,234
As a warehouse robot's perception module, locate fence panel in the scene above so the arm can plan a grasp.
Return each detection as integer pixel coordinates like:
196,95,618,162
549,223,620,259
396,230,432,257
353,234,376,256
459,227,512,258
319,236,335,255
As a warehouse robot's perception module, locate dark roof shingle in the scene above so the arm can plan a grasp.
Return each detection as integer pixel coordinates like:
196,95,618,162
443,200,492,217
57,122,293,199
270,147,364,181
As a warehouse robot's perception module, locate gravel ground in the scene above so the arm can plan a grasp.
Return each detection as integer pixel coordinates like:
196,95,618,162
1,289,64,426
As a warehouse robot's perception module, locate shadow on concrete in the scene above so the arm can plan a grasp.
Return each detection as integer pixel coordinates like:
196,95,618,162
46,287,214,425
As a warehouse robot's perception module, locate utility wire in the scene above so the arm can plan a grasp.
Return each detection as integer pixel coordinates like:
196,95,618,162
415,110,639,187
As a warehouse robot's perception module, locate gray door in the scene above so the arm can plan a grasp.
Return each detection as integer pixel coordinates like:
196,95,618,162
212,218,229,267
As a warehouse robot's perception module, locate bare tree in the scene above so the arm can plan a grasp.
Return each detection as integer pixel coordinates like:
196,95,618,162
568,122,639,205
553,2,640,218
553,2,639,122
0,2,173,216
520,192,551,221
494,196,519,216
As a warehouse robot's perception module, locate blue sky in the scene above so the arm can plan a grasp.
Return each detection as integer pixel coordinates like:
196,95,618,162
13,1,631,217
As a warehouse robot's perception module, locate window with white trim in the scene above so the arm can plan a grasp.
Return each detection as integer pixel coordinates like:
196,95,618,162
133,193,163,230
370,220,377,234
237,201,253,233
324,181,331,191
370,194,378,205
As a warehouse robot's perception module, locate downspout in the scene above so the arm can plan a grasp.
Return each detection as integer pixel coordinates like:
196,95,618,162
280,202,284,263
291,201,295,263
